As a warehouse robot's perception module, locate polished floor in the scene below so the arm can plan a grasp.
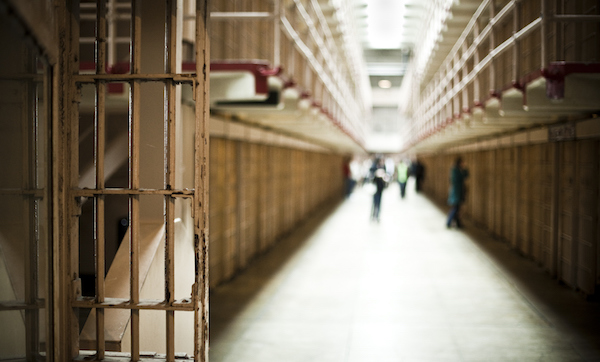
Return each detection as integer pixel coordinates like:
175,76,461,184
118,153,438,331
209,179,600,362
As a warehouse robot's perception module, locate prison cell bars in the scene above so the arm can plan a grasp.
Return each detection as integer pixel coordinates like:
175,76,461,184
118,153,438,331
69,0,210,361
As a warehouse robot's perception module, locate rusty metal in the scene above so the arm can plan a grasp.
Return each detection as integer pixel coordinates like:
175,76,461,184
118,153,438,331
95,0,108,357
165,0,177,360
194,1,210,360
130,0,142,359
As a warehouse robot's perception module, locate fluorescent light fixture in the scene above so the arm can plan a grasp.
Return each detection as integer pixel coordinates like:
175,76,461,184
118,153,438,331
378,79,392,88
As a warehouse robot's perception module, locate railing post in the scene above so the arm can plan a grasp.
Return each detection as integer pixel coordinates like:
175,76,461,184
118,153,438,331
473,21,481,105
512,0,521,86
273,0,281,66
489,0,497,96
541,0,548,69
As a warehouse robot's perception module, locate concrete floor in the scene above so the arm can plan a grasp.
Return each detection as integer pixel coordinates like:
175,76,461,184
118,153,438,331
209,179,600,362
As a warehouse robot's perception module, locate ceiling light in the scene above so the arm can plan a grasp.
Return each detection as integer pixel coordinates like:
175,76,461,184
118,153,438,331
378,79,392,89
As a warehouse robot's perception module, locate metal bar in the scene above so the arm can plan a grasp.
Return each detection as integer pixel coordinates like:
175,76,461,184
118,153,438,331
95,0,108,357
80,36,132,43
56,0,82,357
81,13,133,21
541,0,548,69
552,14,600,22
0,74,44,81
165,0,177,360
72,298,195,311
489,0,497,94
130,0,142,360
107,0,117,67
71,188,195,196
81,2,131,9
195,1,210,360
0,188,45,196
73,74,195,83
210,11,272,19
23,66,36,360
512,1,521,85
273,0,281,66
0,300,46,310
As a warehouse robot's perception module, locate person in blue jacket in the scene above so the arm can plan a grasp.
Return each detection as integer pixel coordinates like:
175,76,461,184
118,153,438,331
447,156,469,228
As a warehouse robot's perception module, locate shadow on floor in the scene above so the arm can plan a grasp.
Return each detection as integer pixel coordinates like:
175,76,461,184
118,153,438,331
209,199,343,343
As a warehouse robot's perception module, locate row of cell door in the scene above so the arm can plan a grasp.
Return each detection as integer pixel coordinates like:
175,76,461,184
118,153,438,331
423,139,599,296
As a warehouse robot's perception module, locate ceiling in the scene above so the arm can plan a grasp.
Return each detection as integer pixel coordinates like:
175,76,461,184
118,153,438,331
352,0,430,90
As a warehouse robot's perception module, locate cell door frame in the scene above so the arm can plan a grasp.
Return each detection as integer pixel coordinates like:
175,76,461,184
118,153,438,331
54,0,210,361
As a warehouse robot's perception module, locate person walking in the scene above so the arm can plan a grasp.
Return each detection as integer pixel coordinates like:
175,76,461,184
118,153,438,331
396,159,409,198
447,156,469,228
412,159,425,192
371,159,387,222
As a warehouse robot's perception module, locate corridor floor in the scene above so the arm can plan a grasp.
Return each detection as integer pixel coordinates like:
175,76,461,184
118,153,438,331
209,180,600,362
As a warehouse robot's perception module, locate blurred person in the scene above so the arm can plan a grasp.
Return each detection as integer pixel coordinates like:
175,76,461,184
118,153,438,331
371,158,388,222
411,158,425,192
447,156,469,228
396,159,409,198
342,157,355,197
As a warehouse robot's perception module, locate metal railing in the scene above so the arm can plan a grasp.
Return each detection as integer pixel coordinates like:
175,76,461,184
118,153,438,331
209,0,369,146
401,0,600,149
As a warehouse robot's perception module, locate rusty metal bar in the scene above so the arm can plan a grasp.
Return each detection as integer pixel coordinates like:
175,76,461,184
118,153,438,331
130,0,142,359
552,14,600,22
0,300,45,310
273,0,281,66
24,68,36,360
210,11,272,19
512,0,521,85
541,0,548,69
72,297,194,311
72,188,195,196
107,0,117,67
95,0,108,358
194,1,210,360
488,0,497,94
165,0,177,360
74,74,195,83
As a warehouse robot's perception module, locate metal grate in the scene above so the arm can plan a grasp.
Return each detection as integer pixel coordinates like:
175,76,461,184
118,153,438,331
69,0,209,360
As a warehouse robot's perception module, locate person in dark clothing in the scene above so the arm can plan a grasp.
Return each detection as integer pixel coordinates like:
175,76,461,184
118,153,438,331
447,156,469,228
412,159,425,192
371,160,387,222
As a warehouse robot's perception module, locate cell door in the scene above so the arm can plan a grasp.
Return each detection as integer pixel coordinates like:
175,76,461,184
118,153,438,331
0,11,52,362
63,0,210,360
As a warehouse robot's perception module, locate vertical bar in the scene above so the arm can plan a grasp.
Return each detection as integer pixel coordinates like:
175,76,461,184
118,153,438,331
514,147,521,249
165,0,177,360
95,0,108,358
55,0,81,357
550,142,560,276
24,60,36,361
107,0,117,67
274,0,281,66
570,143,579,286
195,1,210,360
541,0,548,69
461,42,469,112
130,0,142,359
473,21,481,103
512,0,521,85
489,0,497,95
